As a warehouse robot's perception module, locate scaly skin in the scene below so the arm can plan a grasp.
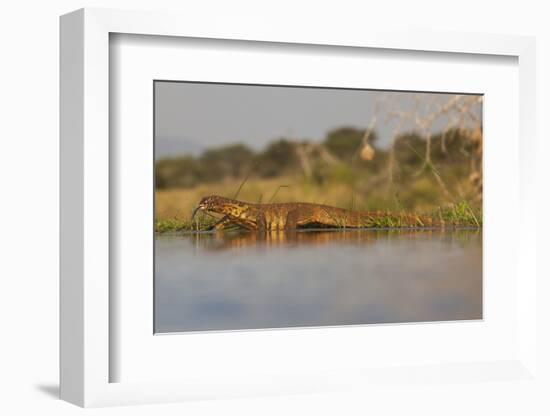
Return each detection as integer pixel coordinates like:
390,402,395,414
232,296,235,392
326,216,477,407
192,195,443,231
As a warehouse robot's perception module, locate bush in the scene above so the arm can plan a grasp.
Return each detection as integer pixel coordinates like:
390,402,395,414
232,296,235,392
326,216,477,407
199,143,255,181
155,156,202,189
324,127,377,162
256,139,299,177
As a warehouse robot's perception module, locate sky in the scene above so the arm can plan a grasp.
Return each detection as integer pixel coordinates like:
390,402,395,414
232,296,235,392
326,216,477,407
154,81,482,158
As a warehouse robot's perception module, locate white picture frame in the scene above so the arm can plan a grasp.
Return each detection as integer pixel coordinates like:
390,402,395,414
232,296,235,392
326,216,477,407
60,7,538,407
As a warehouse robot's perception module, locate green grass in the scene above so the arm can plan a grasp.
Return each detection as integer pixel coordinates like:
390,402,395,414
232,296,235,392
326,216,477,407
155,214,219,233
435,201,481,227
364,213,417,228
155,201,481,233
155,218,192,233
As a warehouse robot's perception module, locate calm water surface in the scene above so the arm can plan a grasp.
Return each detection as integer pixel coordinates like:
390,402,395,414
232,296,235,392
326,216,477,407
155,229,482,333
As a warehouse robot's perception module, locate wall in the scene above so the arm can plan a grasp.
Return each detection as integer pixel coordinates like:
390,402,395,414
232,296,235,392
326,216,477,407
1,1,548,414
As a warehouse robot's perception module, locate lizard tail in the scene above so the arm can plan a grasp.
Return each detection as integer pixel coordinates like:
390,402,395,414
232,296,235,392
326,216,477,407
320,207,444,228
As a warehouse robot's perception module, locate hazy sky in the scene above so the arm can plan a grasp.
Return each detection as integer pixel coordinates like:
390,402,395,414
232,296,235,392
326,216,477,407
154,82,481,158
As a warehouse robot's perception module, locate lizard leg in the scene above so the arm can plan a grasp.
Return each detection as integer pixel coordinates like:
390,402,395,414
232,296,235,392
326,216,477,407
285,208,315,230
255,212,267,232
209,215,232,230
210,215,256,231
276,214,286,231
285,209,299,230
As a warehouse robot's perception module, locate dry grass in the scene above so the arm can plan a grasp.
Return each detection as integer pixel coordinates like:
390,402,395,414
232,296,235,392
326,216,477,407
155,176,360,221
155,176,481,232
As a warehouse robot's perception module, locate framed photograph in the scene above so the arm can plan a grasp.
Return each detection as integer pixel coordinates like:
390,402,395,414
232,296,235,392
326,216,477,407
152,81,484,334
60,8,538,407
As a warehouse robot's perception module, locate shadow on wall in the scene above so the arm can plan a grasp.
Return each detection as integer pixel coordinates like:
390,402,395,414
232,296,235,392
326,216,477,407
34,384,59,399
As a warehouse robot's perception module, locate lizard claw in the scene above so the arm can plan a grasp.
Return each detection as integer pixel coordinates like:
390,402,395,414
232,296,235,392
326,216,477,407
191,206,202,221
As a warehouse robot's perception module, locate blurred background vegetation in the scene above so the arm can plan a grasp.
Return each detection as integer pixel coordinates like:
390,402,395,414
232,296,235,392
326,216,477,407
155,94,482,223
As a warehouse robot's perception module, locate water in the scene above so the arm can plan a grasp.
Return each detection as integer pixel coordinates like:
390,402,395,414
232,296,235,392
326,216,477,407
155,229,482,333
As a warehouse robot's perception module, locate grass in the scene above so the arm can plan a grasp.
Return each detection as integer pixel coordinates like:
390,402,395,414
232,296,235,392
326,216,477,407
363,213,419,229
155,200,481,233
435,201,481,227
155,215,220,233
155,218,195,233
154,174,482,233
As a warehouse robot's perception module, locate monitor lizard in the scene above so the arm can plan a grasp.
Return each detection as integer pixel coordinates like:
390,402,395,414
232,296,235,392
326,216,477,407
191,195,443,231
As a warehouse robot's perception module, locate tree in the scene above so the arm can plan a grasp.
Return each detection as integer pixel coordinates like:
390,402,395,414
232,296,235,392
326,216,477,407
200,143,255,181
155,156,202,188
256,139,299,177
324,127,378,162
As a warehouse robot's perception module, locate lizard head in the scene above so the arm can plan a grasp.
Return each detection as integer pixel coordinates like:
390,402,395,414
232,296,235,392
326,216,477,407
191,195,238,219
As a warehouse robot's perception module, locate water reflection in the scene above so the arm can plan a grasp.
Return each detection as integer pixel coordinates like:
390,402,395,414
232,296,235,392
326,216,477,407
185,228,480,251
155,229,482,333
